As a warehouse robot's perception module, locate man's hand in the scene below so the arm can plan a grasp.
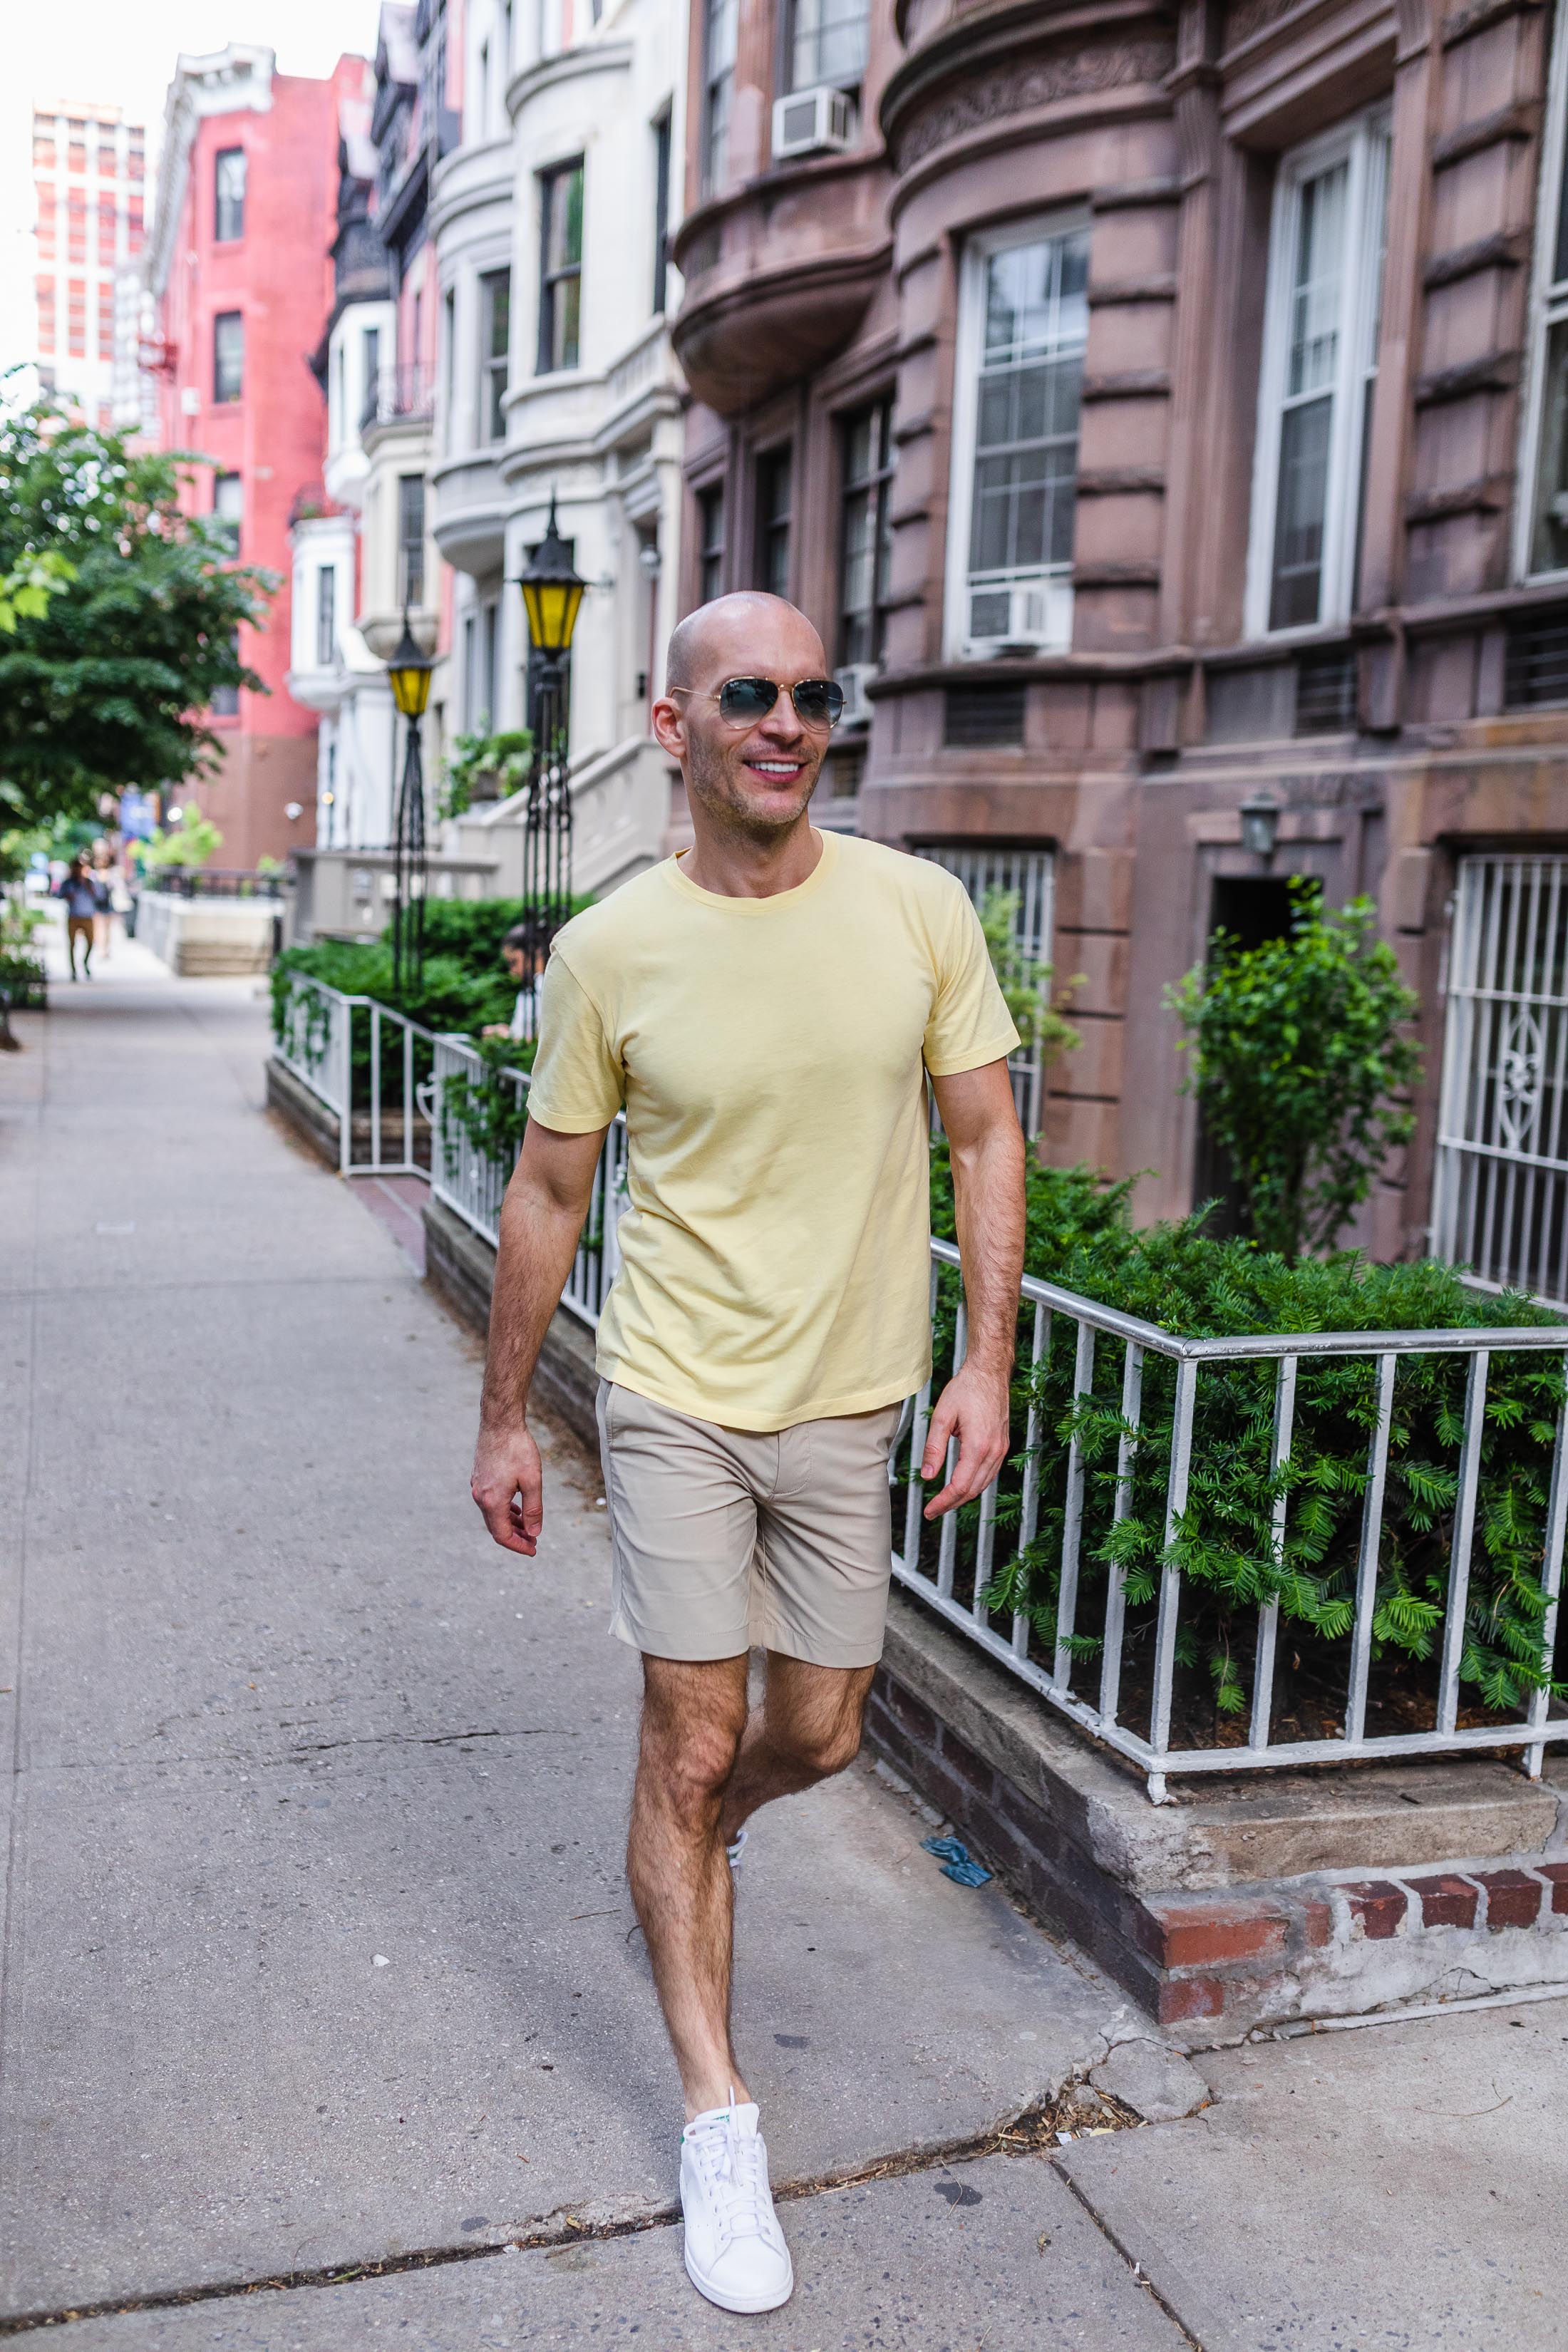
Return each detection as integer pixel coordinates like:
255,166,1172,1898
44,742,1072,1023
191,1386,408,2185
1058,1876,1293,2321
472,1420,545,1554
920,1359,1011,1519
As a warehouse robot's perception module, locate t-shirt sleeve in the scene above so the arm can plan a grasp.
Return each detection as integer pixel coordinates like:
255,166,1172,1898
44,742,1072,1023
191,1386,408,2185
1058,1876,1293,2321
922,887,1023,1077
525,952,623,1133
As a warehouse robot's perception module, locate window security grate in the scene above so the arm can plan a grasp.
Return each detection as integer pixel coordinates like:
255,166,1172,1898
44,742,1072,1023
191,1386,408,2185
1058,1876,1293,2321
1503,605,1568,709
943,683,1026,747
1294,647,1357,734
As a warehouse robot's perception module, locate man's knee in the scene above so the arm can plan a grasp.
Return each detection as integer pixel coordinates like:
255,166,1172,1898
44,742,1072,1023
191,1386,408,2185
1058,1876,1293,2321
637,1661,747,1822
776,1710,864,1782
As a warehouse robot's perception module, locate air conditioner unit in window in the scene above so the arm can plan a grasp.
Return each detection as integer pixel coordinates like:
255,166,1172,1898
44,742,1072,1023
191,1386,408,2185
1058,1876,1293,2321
772,86,856,162
966,576,1071,653
833,661,877,726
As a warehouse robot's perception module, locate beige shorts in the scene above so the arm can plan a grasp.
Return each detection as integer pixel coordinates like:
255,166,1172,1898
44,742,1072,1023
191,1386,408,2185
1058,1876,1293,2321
595,1380,904,1668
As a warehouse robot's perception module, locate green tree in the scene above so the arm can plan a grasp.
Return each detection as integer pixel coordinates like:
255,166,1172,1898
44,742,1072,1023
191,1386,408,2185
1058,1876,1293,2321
1167,880,1421,1259
0,398,274,829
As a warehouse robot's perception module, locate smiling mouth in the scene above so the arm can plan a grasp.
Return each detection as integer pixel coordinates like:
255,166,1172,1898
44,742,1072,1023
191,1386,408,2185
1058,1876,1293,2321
745,758,808,780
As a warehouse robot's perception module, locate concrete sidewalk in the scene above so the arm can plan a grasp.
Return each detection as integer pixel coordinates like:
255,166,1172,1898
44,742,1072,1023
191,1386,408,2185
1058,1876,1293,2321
2,956,1564,2351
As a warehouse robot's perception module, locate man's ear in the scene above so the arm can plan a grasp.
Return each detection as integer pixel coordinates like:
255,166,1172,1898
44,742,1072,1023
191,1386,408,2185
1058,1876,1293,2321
650,694,686,761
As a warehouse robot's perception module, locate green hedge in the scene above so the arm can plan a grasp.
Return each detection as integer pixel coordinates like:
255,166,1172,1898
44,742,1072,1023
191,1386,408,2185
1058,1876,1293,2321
926,1150,1567,1747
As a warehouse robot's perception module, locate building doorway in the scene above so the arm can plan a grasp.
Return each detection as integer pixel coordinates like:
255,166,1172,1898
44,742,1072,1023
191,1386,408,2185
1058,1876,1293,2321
1192,875,1303,1237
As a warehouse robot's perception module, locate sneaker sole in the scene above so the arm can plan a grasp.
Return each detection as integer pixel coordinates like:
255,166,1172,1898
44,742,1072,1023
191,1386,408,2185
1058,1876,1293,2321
683,2242,793,2314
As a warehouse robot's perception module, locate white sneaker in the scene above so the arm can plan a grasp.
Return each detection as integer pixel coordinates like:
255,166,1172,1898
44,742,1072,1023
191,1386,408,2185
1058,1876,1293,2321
726,1828,748,1880
679,2098,793,2314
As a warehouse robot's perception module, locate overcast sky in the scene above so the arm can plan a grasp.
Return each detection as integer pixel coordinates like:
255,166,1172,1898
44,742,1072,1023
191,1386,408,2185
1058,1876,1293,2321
1,0,378,382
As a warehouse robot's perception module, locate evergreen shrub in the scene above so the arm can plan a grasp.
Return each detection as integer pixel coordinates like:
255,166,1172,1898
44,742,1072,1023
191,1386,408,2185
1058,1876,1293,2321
927,1149,1567,1745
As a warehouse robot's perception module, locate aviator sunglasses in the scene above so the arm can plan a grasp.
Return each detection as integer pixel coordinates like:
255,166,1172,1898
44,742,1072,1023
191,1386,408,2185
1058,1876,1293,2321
671,675,845,729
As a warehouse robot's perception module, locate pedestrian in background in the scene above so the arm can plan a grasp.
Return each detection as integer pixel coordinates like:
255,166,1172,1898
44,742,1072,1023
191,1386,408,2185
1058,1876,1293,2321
91,839,118,966
481,923,538,1044
56,852,108,981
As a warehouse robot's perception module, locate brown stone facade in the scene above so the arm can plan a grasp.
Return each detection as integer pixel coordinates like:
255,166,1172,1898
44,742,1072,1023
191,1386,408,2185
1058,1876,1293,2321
673,0,1568,1274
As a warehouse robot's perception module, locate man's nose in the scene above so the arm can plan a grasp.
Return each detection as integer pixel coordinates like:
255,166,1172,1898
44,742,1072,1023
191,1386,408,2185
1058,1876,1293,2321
755,692,804,744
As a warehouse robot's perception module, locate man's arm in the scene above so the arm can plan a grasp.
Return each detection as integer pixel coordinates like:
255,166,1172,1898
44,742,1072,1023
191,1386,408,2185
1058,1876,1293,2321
921,1060,1026,1519
470,1116,609,1555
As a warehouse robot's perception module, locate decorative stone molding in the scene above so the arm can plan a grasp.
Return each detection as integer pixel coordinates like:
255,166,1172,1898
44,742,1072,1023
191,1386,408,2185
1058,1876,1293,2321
1078,466,1170,493
1431,98,1541,169
1413,349,1521,406
1221,0,1305,53
1440,0,1545,48
1088,273,1180,304
1090,175,1182,210
1081,367,1174,399
1403,473,1513,523
887,36,1175,175
1423,228,1533,289
1075,558,1164,584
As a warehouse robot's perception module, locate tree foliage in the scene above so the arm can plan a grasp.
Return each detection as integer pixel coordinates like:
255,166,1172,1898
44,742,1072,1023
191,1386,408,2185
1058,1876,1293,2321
1167,882,1421,1259
0,399,274,828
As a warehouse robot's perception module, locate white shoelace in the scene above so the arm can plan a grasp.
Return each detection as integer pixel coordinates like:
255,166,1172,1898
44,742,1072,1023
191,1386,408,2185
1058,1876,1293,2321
686,2113,773,2252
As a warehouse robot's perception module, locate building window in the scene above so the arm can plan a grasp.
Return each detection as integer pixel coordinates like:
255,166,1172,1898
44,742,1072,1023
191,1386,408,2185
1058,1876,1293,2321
214,148,246,242
212,471,242,554
786,0,870,92
212,631,241,717
755,447,792,598
316,564,336,667
361,324,381,429
947,218,1088,658
537,162,583,373
696,483,725,604
480,267,510,440
838,397,894,669
652,111,671,316
1247,109,1391,635
442,287,456,447
212,309,244,403
702,0,737,197
917,845,1056,1138
398,475,426,607
1522,13,1568,577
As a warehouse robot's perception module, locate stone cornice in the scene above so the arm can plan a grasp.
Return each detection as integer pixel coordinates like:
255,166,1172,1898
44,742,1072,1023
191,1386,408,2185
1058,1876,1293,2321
505,38,632,125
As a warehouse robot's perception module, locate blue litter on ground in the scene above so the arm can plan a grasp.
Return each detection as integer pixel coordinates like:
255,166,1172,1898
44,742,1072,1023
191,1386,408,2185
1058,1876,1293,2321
920,1834,992,1888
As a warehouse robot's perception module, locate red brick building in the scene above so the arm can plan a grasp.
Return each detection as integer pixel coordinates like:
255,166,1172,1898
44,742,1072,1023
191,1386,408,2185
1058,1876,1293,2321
145,44,366,869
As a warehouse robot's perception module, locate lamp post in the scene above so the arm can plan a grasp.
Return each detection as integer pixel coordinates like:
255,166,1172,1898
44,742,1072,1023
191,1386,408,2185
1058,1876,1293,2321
512,495,587,995
386,613,434,999
1239,788,1282,861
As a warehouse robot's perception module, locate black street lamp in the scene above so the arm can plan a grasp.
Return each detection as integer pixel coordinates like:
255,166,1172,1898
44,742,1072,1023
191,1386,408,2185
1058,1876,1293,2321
386,612,434,998
512,494,587,994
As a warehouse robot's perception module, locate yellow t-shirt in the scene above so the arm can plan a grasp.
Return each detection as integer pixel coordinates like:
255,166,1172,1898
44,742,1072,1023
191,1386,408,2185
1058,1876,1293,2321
526,830,1020,1430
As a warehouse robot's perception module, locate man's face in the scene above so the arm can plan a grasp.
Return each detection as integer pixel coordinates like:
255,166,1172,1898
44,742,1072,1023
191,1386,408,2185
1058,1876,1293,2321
654,608,833,840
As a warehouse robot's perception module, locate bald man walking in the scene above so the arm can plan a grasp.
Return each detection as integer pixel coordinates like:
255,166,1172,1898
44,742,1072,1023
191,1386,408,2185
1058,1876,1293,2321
471,592,1025,2314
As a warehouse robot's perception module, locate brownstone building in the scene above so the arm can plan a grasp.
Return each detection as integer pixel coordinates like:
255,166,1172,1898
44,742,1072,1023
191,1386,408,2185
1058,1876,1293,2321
671,0,1568,1301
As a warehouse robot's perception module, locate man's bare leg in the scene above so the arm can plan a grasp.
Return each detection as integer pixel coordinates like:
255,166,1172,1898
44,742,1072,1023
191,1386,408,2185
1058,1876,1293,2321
718,1654,875,1845
626,1654,751,2120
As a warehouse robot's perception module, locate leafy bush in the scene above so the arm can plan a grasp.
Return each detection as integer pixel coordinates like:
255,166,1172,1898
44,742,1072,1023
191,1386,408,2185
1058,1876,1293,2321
271,939,521,1046
440,727,533,820
926,1152,1567,1745
1167,884,1421,1259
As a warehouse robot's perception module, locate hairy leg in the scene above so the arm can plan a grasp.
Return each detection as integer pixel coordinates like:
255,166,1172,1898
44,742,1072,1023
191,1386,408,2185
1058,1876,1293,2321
718,1654,875,1845
626,1652,751,2120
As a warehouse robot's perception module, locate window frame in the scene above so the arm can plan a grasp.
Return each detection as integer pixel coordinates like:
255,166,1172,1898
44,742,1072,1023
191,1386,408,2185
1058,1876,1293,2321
212,309,244,405
479,267,510,443
214,146,246,242
1244,105,1392,639
212,470,242,555
943,210,1090,662
652,110,672,317
315,564,337,669
701,0,738,200
397,474,427,608
754,445,793,599
536,160,584,375
783,0,870,96
696,481,726,605
1516,0,1568,583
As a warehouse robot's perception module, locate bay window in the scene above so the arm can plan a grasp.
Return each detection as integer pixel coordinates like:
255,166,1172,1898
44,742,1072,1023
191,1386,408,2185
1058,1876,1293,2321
1246,109,1391,635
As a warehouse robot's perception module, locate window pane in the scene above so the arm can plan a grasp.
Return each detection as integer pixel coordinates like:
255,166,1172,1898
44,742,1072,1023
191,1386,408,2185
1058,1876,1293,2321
698,485,725,604
215,148,246,241
398,475,426,606
213,471,242,553
757,448,791,598
1269,394,1333,629
790,0,870,90
1530,317,1568,574
316,566,336,667
703,0,737,193
213,311,244,402
1286,161,1348,400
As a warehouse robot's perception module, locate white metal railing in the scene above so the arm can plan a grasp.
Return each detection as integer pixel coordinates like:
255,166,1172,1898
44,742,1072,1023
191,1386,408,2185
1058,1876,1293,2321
891,1242,1568,1802
278,973,1568,1802
274,974,433,1178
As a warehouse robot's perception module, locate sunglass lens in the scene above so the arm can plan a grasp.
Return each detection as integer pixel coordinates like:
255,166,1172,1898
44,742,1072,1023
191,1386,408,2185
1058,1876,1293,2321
718,678,779,721
793,679,844,727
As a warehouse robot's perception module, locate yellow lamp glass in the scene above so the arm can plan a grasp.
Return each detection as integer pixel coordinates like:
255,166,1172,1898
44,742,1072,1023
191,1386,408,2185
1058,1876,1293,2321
387,619,433,718
522,576,584,656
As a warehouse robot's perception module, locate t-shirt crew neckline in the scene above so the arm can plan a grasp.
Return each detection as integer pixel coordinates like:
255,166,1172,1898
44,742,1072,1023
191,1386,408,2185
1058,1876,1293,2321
664,826,837,913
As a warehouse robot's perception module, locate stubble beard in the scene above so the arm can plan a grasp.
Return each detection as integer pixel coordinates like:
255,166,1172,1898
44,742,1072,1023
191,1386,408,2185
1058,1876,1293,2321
684,727,820,847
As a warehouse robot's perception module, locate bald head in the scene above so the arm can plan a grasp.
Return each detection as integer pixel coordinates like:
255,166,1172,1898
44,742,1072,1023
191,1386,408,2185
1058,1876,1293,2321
664,592,827,696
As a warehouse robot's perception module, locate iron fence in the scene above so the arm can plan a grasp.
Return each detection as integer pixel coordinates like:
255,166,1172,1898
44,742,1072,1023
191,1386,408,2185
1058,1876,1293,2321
277,974,1568,1801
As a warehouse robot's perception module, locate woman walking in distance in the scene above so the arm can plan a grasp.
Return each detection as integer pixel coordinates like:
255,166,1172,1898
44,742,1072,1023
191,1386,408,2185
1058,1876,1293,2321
56,852,107,981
